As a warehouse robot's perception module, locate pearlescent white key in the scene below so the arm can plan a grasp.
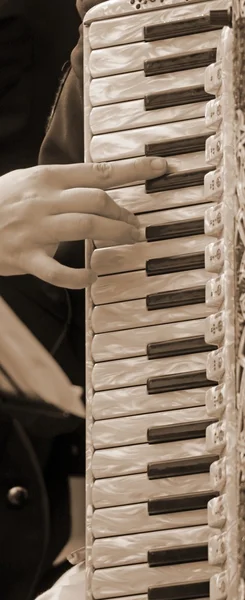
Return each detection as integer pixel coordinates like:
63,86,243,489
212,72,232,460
92,318,206,362
88,0,229,49
109,185,207,214
92,269,211,305
90,98,206,135
92,438,209,479
92,351,209,391
90,119,208,160
92,503,208,539
92,471,212,509
92,386,208,421
92,405,209,449
92,561,220,599
89,31,220,77
91,235,213,276
92,524,210,568
95,203,209,249
90,67,207,106
92,299,212,334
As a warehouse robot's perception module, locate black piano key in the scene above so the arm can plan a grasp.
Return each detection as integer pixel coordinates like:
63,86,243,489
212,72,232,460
144,85,214,111
147,454,219,479
145,135,209,158
148,543,208,567
148,491,217,515
144,49,216,77
144,14,222,42
146,286,205,311
147,419,215,444
146,252,205,277
148,580,209,600
209,9,232,27
147,370,215,394
145,168,210,193
147,335,214,360
146,218,204,242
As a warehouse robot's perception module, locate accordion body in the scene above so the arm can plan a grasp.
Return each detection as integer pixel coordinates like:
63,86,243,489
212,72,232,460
83,0,245,598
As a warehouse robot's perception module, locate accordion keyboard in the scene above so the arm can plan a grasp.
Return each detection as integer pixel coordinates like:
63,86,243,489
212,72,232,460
84,1,239,599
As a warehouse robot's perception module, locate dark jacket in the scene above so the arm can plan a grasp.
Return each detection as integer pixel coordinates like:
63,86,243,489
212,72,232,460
0,1,90,598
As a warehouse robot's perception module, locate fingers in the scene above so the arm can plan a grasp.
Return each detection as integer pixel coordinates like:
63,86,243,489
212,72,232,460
52,188,139,228
25,252,97,289
45,156,167,191
40,213,141,245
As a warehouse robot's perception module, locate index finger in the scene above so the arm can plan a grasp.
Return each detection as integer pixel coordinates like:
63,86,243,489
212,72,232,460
48,156,167,191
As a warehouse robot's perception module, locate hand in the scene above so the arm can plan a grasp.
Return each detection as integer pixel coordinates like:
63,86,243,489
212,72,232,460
0,157,167,289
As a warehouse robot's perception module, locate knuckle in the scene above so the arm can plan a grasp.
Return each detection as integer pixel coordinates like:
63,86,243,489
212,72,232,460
93,162,113,183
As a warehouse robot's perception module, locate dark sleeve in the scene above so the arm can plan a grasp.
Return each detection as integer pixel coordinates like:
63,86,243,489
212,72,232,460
39,0,105,165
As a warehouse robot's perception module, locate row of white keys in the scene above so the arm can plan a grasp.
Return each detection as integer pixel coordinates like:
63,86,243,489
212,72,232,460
92,268,211,306
92,386,208,420
91,235,213,276
90,67,208,106
90,98,207,135
91,561,220,599
92,524,211,568
90,118,210,161
92,437,209,478
92,350,209,391
92,405,209,449
95,202,209,249
92,299,212,333
88,0,228,49
92,502,208,538
92,470,212,509
109,184,207,213
91,317,207,361
89,30,220,78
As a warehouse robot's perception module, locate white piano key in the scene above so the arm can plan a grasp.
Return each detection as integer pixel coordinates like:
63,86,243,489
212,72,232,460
109,184,207,214
90,67,207,106
95,203,209,249
92,387,208,421
90,118,209,161
92,300,212,333
92,524,210,568
90,98,206,135
88,0,228,49
92,561,219,599
92,405,209,449
92,438,209,478
91,234,213,276
92,269,211,305
89,31,220,77
92,318,206,362
92,503,208,539
92,351,209,391
92,471,213,509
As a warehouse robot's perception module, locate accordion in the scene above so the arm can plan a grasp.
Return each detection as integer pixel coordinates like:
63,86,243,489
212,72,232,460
83,0,245,598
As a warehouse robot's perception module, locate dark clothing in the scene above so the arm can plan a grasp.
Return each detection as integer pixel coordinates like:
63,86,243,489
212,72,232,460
0,1,89,598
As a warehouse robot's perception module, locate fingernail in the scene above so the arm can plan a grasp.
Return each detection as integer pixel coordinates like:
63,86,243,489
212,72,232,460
131,227,142,242
151,157,167,171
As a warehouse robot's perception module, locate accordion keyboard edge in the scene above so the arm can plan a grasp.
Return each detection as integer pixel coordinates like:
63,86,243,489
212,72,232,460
84,1,243,599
